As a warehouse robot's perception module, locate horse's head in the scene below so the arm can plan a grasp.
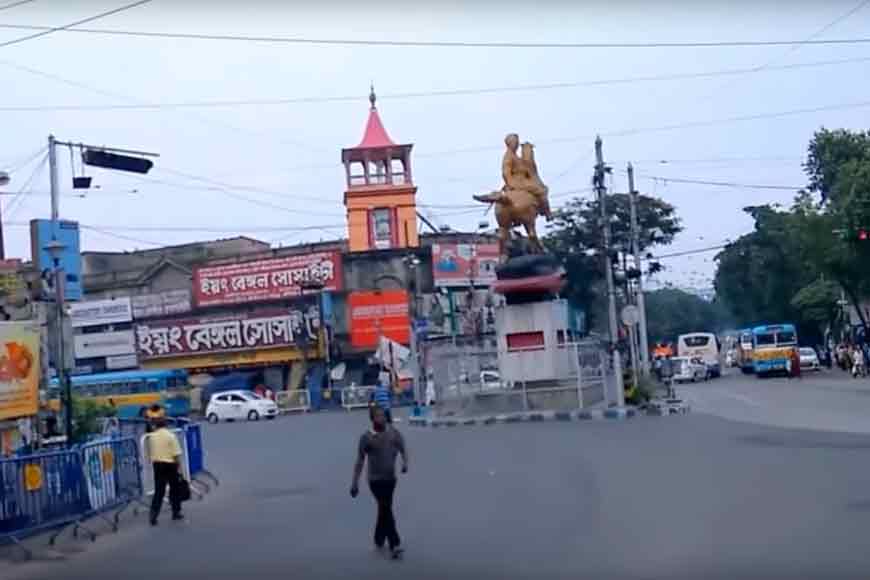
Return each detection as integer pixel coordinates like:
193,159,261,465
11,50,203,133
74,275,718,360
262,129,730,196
521,142,535,160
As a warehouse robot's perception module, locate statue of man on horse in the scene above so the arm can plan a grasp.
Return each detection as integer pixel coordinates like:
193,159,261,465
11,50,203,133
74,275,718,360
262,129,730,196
473,133,552,261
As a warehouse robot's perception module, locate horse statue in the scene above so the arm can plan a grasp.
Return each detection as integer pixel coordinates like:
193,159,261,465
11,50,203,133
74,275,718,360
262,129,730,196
473,135,551,261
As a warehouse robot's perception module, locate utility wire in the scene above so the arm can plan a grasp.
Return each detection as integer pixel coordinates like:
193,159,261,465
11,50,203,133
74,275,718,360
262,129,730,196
0,23,868,48
621,172,802,191
4,151,48,218
1,55,868,112
0,0,153,50
0,0,37,13
1,221,347,233
648,244,731,260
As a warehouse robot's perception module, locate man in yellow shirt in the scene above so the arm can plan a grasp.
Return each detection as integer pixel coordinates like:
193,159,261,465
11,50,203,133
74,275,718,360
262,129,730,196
147,417,184,525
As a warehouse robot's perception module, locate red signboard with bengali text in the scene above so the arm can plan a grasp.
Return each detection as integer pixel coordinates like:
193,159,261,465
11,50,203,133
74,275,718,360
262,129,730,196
348,290,409,349
194,251,342,307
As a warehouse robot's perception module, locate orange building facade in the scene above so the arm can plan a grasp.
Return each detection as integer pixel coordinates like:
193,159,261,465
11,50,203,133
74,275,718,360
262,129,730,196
341,89,419,252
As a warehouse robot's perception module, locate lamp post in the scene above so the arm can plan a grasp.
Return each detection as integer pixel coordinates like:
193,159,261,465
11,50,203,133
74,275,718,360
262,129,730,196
44,238,72,443
404,254,422,404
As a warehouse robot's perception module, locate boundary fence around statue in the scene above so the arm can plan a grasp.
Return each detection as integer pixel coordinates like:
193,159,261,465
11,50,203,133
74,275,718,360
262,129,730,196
1,421,218,559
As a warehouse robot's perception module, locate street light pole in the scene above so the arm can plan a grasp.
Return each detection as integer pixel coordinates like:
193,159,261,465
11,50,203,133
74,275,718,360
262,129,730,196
628,163,650,376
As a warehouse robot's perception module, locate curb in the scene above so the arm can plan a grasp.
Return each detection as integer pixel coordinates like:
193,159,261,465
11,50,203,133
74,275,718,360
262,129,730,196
408,407,641,428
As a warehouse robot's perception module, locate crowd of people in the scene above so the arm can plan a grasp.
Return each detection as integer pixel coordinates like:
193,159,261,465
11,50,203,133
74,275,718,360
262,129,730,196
833,343,869,378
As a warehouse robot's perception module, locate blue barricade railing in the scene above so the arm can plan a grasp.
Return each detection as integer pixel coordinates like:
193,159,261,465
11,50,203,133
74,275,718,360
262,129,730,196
1,422,216,555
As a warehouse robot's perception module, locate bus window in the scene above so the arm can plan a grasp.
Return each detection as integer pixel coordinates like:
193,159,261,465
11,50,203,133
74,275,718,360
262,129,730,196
777,330,796,345
755,333,776,347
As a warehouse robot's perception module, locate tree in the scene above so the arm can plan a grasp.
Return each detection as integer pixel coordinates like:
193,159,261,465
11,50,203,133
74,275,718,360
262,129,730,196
545,193,682,330
644,288,731,344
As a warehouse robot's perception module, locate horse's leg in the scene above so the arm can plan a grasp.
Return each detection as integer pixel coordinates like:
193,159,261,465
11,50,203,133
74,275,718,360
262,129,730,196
499,225,511,261
525,218,543,253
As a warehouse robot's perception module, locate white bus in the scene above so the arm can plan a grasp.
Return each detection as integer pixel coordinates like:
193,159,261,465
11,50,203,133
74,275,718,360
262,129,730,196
677,332,721,378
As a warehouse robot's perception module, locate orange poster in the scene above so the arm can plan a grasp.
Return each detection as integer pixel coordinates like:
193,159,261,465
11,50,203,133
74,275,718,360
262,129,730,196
348,290,410,348
0,322,40,421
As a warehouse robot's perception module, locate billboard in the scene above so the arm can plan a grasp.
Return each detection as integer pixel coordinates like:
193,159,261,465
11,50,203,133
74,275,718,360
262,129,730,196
0,322,41,420
30,219,82,301
348,290,409,348
431,243,499,287
74,330,136,359
194,251,342,308
136,302,320,360
69,297,133,328
131,289,191,319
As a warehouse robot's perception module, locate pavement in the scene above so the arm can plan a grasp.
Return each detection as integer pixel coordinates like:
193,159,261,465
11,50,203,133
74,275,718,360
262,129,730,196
4,392,870,579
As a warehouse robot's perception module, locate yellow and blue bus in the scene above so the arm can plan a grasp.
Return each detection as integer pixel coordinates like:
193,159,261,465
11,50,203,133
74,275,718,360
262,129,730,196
736,329,755,374
752,324,797,377
48,369,191,419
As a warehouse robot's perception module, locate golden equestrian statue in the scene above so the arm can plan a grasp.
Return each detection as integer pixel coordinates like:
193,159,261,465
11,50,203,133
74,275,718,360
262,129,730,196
473,133,552,261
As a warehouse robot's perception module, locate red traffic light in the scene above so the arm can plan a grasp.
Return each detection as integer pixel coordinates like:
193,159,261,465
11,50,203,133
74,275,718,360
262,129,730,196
860,229,868,241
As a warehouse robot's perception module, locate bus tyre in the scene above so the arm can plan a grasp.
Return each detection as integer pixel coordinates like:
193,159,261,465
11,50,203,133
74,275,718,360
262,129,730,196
248,410,260,421
207,413,219,424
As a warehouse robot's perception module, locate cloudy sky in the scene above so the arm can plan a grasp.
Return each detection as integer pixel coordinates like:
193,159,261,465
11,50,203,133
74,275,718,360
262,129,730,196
1,0,868,288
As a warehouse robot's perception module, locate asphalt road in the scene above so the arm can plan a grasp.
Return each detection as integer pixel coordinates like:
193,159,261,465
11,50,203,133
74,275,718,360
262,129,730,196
6,407,870,580
680,367,870,434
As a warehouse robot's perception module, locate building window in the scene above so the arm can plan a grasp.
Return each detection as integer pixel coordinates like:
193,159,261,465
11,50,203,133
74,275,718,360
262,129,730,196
371,208,393,249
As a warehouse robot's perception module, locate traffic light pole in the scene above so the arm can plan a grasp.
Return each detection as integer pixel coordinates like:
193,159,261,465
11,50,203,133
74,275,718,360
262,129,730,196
594,136,625,406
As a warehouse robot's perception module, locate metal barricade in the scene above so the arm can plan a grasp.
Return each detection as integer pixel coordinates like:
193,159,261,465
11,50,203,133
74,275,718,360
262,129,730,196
341,386,375,411
184,424,219,493
1,450,89,549
275,389,311,414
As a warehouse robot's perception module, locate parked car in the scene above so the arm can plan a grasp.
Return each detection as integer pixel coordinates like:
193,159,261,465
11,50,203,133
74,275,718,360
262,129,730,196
798,347,821,371
672,357,708,383
206,390,279,423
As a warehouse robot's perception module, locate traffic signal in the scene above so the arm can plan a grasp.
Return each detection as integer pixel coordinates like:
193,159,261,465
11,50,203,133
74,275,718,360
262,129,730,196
83,149,153,174
860,229,868,241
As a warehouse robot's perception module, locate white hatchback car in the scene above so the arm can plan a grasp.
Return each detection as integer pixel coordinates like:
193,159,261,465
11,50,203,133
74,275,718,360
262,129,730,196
672,357,708,383
206,390,279,423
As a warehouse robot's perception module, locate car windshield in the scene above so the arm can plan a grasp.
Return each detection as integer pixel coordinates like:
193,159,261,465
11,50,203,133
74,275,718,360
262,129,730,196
241,392,263,401
800,348,815,356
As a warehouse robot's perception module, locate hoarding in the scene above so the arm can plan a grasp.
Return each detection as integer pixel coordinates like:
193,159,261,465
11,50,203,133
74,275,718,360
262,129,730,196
431,243,499,287
348,290,409,348
194,252,342,307
131,289,192,319
0,322,41,421
136,302,320,360
73,330,136,359
69,297,133,328
30,219,82,301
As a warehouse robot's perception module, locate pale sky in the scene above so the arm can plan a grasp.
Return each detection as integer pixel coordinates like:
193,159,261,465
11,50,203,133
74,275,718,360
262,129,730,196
1,0,868,288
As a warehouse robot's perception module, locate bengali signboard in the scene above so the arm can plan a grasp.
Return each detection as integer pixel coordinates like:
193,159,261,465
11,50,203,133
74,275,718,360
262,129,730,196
431,243,499,287
0,322,40,421
131,289,192,319
193,252,342,308
69,297,133,328
135,302,321,360
348,290,409,349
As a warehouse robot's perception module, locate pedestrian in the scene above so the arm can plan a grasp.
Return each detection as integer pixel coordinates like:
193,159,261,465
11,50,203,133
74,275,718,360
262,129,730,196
790,347,801,379
144,403,165,433
147,416,185,525
373,379,393,424
660,355,675,398
350,406,408,559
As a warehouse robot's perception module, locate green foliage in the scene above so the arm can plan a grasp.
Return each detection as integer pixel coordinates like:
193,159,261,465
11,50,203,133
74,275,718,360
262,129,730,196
644,288,730,344
72,397,115,442
544,193,682,329
715,128,870,340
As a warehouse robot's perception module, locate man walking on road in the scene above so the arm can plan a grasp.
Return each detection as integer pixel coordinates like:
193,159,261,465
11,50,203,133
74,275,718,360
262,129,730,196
351,406,408,559
147,417,185,525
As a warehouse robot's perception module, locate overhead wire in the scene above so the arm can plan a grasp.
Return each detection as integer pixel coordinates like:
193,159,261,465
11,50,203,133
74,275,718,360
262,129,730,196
0,0,153,50
0,23,868,48
0,0,38,13
4,150,48,218
1,54,869,112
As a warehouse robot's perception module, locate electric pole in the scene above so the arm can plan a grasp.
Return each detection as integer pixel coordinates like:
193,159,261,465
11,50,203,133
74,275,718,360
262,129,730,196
627,163,650,376
594,136,624,406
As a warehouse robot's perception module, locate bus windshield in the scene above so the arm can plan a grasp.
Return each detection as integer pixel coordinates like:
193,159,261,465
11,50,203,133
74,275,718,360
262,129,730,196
755,333,776,347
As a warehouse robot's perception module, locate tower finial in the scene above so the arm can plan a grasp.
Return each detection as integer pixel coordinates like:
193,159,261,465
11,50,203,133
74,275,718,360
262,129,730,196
369,83,376,110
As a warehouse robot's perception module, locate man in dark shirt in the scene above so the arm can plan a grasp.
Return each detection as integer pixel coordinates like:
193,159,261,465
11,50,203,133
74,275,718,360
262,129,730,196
350,406,408,559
